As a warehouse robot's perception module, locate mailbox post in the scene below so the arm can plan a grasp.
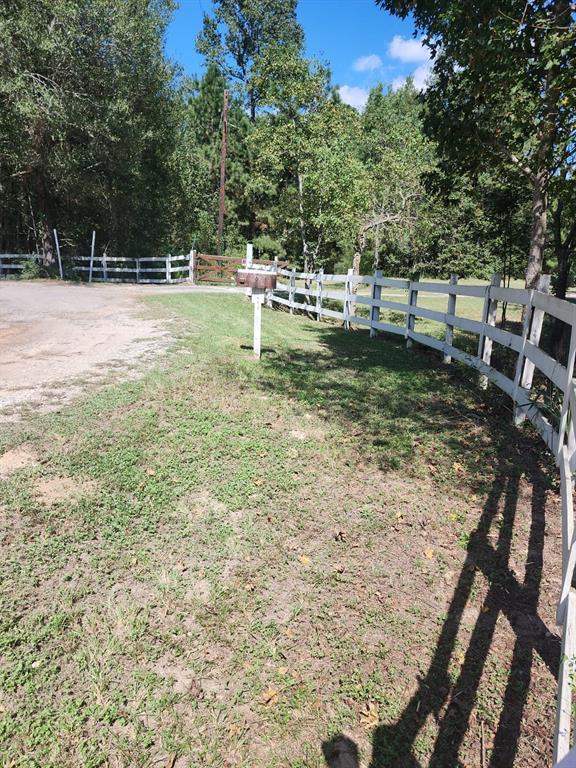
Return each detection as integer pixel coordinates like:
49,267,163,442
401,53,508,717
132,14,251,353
235,269,277,359
252,289,265,358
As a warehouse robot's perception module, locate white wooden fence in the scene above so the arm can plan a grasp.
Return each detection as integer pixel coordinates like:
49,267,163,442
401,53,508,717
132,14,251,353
0,253,41,276
271,267,576,766
0,252,196,284
74,252,194,283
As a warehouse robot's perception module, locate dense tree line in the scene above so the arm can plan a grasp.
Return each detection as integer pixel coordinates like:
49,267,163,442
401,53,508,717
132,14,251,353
0,0,177,261
1,0,573,289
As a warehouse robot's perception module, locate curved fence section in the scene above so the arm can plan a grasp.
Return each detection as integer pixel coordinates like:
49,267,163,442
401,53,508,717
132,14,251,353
271,268,576,765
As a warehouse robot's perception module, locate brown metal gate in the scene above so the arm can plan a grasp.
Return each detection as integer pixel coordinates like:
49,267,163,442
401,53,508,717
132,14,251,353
194,253,288,284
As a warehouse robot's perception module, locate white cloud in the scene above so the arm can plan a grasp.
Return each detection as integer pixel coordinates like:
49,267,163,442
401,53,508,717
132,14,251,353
391,61,432,92
353,54,382,72
338,85,369,110
388,35,430,64
412,61,433,90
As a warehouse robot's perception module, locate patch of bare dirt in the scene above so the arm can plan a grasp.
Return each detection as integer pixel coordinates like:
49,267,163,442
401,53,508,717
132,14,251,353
153,656,200,695
34,475,97,505
177,489,228,521
0,445,38,476
0,281,172,420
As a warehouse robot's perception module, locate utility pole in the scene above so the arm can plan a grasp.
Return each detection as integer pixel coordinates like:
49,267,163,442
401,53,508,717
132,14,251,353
217,89,228,256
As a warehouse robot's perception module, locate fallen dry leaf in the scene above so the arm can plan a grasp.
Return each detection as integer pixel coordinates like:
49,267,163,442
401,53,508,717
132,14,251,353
146,468,156,476
424,548,434,559
452,462,465,474
188,679,204,700
359,701,379,729
298,554,311,566
278,666,288,676
261,686,279,707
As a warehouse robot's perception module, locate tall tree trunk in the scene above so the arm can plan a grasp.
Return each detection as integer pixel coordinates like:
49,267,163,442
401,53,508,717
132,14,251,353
34,173,55,266
373,223,380,271
297,171,310,273
525,172,547,289
550,202,575,360
297,169,315,316
522,0,568,289
555,245,570,300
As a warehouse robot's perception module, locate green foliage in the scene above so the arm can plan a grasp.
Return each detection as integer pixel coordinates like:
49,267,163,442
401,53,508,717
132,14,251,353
0,0,564,283
168,65,252,254
20,259,42,280
196,0,303,120
377,0,576,288
250,45,369,271
0,0,177,260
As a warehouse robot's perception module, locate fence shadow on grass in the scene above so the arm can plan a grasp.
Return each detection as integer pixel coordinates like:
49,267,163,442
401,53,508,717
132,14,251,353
368,436,558,767
257,324,561,766
320,437,559,767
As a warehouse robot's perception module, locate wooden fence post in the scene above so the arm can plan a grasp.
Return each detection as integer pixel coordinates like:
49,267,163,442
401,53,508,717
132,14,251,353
443,273,458,363
289,268,296,314
554,590,576,764
513,273,550,422
165,254,171,283
88,230,96,283
189,249,195,283
478,273,501,389
344,268,353,330
316,268,323,320
405,277,419,349
265,257,278,309
370,269,382,338
246,242,253,267
53,229,63,279
102,252,108,282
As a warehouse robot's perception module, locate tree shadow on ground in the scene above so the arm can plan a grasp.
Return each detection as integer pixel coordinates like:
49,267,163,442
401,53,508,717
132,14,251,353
255,323,560,766
257,323,521,475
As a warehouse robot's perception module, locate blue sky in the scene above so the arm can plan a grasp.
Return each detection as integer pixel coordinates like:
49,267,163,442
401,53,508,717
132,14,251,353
165,0,432,109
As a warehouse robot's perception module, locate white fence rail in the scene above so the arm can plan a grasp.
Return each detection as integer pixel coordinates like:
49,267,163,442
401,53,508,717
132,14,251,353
271,267,576,766
0,252,196,284
73,253,194,284
0,253,41,276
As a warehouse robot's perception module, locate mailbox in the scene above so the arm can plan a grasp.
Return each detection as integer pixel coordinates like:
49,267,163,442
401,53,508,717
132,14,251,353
235,269,277,290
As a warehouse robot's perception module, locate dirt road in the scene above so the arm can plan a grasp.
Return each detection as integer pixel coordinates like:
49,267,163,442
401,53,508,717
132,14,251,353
0,281,201,420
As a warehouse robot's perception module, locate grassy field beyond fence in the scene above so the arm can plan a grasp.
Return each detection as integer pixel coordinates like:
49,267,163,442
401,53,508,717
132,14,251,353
0,293,561,768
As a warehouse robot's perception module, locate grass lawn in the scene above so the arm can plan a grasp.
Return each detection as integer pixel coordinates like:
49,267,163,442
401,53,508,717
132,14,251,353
0,293,562,767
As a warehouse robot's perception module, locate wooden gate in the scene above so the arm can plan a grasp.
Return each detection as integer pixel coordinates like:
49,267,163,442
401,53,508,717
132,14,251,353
194,253,287,284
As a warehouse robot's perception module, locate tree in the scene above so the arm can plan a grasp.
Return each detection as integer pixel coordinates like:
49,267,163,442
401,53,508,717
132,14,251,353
169,65,252,254
196,0,303,122
251,45,369,273
360,80,436,273
377,0,576,289
0,0,177,262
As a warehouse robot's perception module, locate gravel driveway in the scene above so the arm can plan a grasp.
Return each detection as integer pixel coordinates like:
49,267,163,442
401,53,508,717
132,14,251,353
0,280,236,420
